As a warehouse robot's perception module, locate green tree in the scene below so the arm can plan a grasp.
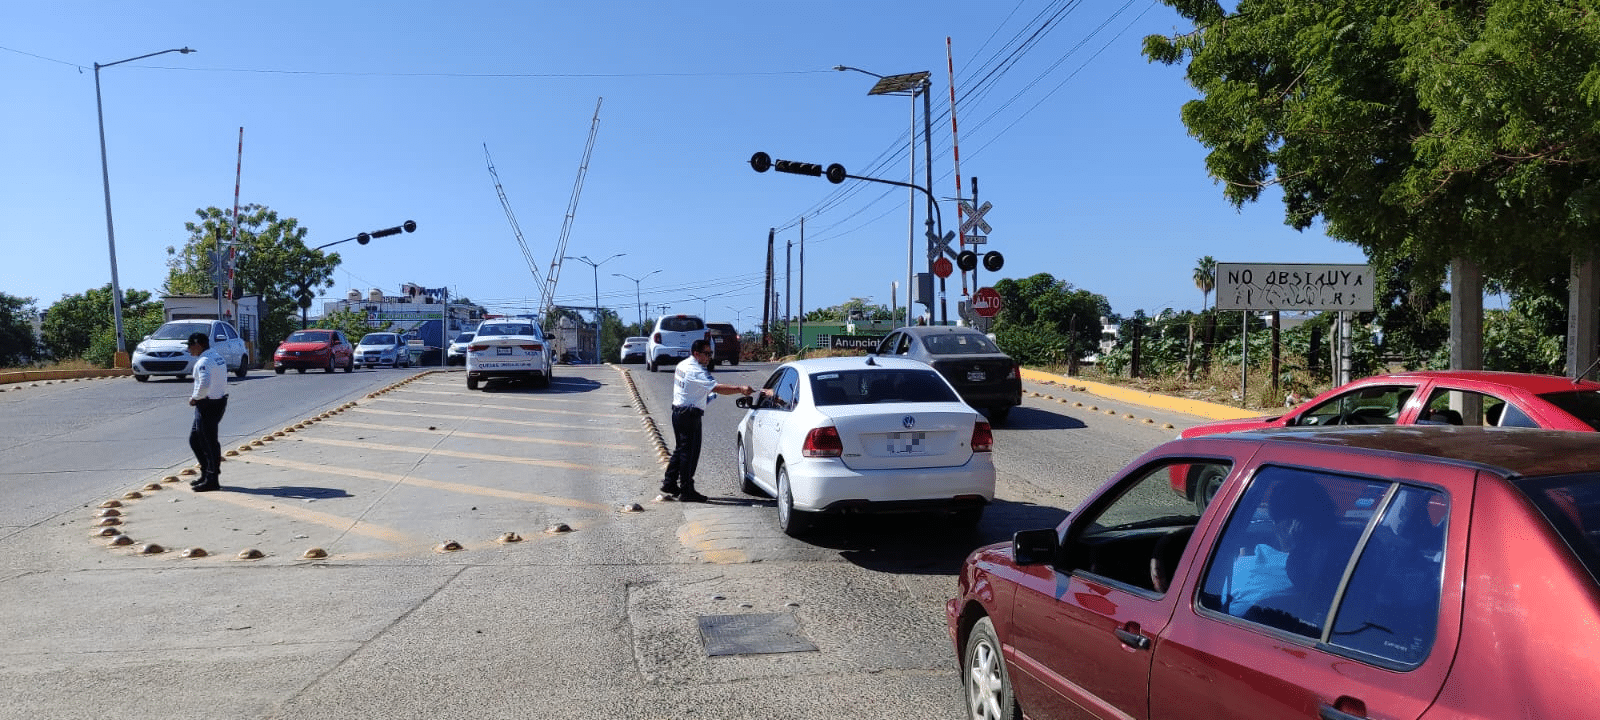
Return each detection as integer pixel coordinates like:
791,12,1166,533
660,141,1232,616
803,298,896,323
166,205,339,353
1143,0,1600,341
41,284,159,361
0,292,40,366
991,274,1110,366
316,308,391,346
1193,256,1216,312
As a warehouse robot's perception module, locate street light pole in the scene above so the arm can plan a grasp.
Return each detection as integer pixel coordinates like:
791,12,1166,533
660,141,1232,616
612,268,660,332
726,305,753,329
836,65,933,328
96,46,195,362
565,253,623,363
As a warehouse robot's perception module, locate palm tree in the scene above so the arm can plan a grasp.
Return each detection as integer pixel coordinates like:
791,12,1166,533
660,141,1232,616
1193,256,1217,312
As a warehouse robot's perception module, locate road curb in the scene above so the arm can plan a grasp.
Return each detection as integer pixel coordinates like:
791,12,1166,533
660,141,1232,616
1019,368,1263,421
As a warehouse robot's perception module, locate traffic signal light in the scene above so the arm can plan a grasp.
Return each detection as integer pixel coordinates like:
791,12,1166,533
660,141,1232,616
983,251,1005,272
957,250,978,272
774,159,823,177
824,163,847,184
357,232,371,245
750,152,772,173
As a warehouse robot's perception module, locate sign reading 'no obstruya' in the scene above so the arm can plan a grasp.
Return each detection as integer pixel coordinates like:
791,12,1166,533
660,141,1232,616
1215,263,1374,312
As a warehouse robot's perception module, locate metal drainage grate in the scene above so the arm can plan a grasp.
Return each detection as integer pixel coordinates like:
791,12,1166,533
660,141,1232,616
697,613,818,657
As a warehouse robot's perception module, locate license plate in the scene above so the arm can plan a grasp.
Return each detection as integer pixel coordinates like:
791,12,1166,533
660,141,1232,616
496,347,513,356
967,371,986,382
887,432,927,454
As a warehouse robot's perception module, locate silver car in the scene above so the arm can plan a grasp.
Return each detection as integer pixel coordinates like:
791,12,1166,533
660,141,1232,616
131,320,250,382
447,331,475,366
354,332,410,369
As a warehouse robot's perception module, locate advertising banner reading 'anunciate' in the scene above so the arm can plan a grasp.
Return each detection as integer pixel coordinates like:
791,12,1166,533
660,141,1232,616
1215,263,1374,312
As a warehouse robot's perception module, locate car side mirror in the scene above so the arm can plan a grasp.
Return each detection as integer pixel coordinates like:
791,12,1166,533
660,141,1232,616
735,396,753,410
1012,528,1060,566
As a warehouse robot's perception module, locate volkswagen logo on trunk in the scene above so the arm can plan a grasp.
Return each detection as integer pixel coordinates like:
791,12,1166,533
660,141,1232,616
902,416,916,429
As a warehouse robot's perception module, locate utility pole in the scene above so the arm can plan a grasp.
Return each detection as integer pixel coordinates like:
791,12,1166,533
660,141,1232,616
763,228,773,348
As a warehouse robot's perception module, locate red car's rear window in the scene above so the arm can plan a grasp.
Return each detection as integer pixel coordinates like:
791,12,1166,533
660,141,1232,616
1534,391,1600,431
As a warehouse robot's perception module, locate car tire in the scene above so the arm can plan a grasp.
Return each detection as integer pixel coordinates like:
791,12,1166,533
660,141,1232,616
537,373,551,389
963,617,1021,720
234,360,248,379
647,359,657,373
1188,463,1229,513
987,406,1012,424
737,439,767,497
776,465,813,537
467,376,479,390
344,357,353,373
708,359,718,370
325,358,335,373
275,367,285,375
296,368,306,374
947,507,984,532
133,374,149,382
731,358,739,366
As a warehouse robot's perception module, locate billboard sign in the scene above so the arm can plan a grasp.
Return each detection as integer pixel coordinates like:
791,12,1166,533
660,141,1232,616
1215,263,1374,311
829,335,885,351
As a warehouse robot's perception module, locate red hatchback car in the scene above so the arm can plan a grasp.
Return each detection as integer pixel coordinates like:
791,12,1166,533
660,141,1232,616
1172,370,1600,506
948,427,1600,720
273,329,355,374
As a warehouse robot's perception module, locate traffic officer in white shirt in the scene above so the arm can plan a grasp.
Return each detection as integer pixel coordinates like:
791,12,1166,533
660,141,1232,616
186,332,229,492
661,339,752,502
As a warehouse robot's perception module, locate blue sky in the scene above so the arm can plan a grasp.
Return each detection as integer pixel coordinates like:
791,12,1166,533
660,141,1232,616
2,1,1368,330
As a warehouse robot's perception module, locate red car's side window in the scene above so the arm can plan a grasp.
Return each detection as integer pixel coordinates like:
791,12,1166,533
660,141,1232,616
1199,467,1447,667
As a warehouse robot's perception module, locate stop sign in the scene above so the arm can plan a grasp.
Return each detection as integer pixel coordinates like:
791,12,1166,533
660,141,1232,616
932,256,953,279
972,286,1002,318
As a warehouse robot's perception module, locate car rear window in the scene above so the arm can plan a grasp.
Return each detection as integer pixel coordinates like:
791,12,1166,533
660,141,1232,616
1518,473,1600,586
478,323,538,337
660,317,705,332
1535,390,1600,431
808,369,959,405
922,332,1000,354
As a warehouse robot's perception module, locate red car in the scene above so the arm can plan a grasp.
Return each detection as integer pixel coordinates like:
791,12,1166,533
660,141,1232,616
273,329,355,374
1172,370,1600,506
948,427,1600,720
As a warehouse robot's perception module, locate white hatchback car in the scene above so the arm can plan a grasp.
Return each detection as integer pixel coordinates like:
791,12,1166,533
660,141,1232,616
734,356,995,536
465,320,552,390
619,336,648,364
131,319,251,382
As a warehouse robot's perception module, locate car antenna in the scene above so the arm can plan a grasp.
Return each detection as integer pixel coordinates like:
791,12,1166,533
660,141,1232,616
866,355,877,366
1575,355,1600,385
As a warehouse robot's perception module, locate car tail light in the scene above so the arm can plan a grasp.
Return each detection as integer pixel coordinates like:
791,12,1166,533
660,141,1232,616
971,421,993,452
1006,362,1019,380
653,332,661,343
468,343,488,352
802,427,843,458
519,343,544,351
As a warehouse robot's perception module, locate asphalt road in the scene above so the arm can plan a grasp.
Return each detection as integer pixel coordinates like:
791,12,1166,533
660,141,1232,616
0,361,1204,719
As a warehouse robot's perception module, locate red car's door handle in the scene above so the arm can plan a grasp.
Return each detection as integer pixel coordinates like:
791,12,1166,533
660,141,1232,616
1319,702,1368,720
1113,627,1150,650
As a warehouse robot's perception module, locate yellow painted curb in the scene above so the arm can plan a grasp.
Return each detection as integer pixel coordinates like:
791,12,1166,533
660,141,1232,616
1019,368,1263,421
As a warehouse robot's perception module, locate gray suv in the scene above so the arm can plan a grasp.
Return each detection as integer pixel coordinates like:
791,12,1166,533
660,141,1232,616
646,314,708,372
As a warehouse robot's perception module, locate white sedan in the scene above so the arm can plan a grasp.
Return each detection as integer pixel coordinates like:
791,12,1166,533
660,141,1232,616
465,320,552,390
734,356,995,536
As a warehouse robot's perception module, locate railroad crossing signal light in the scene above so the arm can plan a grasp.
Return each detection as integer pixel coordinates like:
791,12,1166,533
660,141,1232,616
957,250,978,272
750,152,772,173
983,251,1005,272
357,232,371,245
824,163,847,184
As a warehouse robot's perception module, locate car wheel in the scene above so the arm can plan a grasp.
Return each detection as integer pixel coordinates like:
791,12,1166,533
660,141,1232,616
731,358,739,366
133,374,149,382
987,406,1012,424
325,357,335,373
344,357,353,373
296,368,306,374
737,438,767,497
947,507,984,532
275,367,285,375
776,465,812,537
963,617,1021,720
467,376,479,390
708,359,718,370
1188,463,1228,513
537,373,551,389
647,359,656,372
234,361,248,379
